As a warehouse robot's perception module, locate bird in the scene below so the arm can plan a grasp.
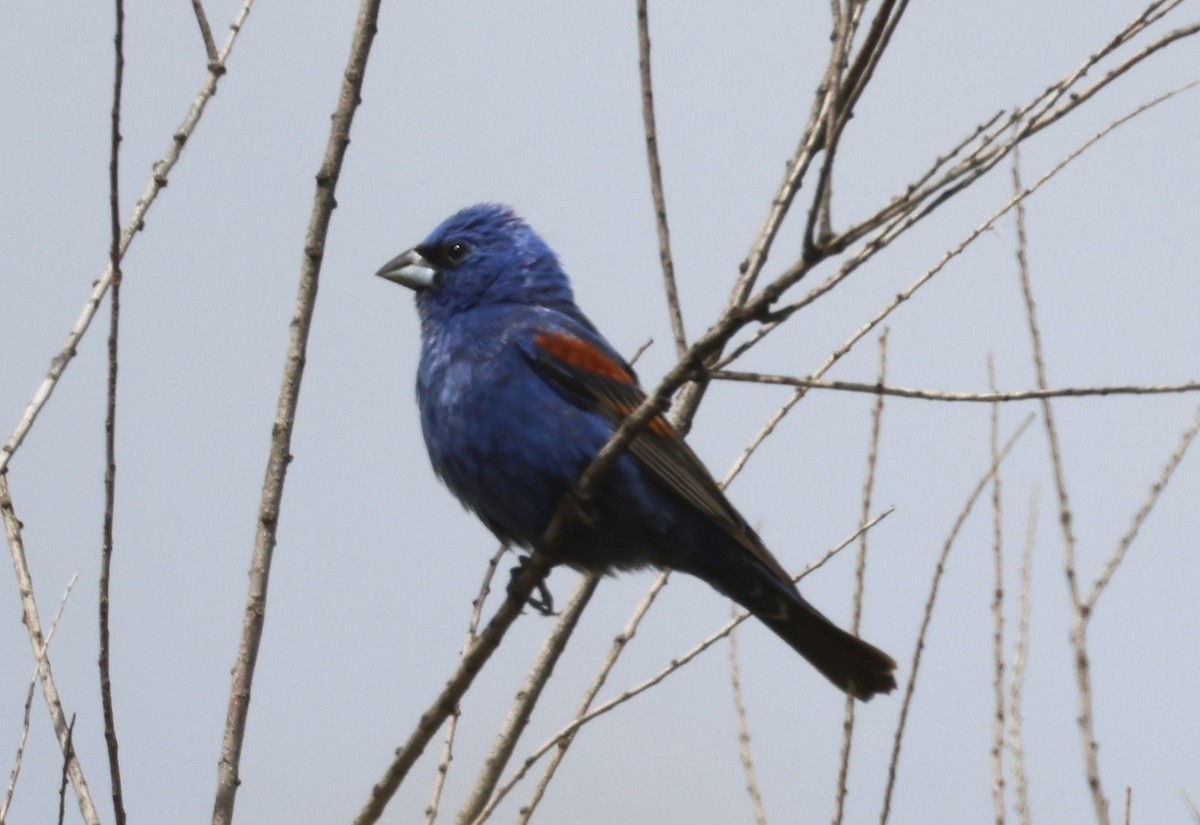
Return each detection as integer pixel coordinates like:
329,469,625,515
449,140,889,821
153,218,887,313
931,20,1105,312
377,203,897,701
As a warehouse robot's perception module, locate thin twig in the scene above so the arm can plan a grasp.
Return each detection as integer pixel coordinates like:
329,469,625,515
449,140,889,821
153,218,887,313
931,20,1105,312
211,2,383,822
101,0,127,821
804,0,909,257
1183,790,1200,823
576,56,1200,566
190,0,220,66
1007,488,1037,825
715,77,1200,372
1,476,100,825
636,0,685,357
988,359,1007,825
880,414,1035,825
424,546,506,825
0,574,78,824
1010,139,1107,825
507,570,672,825
710,373,1200,402
1084,405,1200,613
832,328,888,825
1124,786,1132,825
57,716,76,825
454,575,599,825
807,0,870,248
728,615,769,825
812,12,1200,263
0,0,255,476
354,546,556,825
489,512,893,809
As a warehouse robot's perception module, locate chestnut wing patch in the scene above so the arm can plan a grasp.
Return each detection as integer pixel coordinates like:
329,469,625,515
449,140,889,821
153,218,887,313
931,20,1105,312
528,331,794,587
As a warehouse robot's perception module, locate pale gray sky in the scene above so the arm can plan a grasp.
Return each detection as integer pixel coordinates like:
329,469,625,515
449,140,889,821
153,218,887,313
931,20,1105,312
2,1,1198,823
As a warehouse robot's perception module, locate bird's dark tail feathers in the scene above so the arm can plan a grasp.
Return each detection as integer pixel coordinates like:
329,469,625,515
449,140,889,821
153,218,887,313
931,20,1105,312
756,595,897,701
696,555,898,701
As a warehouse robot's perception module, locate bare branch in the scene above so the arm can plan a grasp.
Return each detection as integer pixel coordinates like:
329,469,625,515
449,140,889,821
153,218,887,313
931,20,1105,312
712,372,1200,402
988,359,1007,825
101,0,128,820
0,574,78,824
212,1,383,822
494,512,893,807
722,77,1200,367
57,716,77,825
636,0,685,357
1007,488,1037,825
880,415,1035,825
832,328,888,825
505,570,673,825
728,616,769,825
1184,790,1200,824
424,546,506,825
805,0,910,256
1,476,101,825
1084,405,1200,612
454,575,599,825
0,0,256,476
1010,137,1107,825
190,0,220,66
353,551,556,825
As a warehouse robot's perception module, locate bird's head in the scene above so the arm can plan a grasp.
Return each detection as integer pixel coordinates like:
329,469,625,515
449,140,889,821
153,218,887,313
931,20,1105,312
377,204,578,327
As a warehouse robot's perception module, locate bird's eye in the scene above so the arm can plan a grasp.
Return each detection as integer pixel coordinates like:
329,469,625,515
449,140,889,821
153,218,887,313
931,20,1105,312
443,241,469,265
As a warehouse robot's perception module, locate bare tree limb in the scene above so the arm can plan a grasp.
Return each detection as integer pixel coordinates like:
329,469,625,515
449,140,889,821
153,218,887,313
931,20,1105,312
0,573,78,824
506,570,672,825
832,327,888,825
454,575,598,825
210,1,383,822
1009,138,1107,825
636,0,685,357
486,512,892,814
720,77,1200,368
424,546,506,825
1084,405,1200,613
100,0,127,821
987,359,1007,825
880,415,1035,825
1,476,100,825
710,372,1200,402
1007,488,1037,825
0,0,256,476
56,716,77,825
1183,790,1200,824
728,614,769,825
190,0,220,67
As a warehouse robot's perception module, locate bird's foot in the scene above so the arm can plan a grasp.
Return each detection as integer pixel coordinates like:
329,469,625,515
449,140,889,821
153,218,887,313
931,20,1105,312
509,554,556,616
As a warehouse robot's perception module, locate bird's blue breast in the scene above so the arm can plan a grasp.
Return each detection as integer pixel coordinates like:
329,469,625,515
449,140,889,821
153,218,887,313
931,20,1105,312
418,308,603,545
415,305,675,566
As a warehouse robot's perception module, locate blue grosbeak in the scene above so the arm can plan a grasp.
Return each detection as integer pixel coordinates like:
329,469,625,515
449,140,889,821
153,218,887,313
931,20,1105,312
378,204,896,700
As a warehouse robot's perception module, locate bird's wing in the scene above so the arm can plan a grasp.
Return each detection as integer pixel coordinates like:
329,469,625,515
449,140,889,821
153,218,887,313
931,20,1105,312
522,327,795,587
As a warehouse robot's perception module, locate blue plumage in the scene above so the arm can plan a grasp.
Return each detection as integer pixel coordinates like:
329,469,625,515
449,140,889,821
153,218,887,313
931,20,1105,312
378,204,896,700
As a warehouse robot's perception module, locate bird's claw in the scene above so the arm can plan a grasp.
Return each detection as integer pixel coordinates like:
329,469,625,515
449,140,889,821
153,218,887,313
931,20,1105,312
509,554,556,616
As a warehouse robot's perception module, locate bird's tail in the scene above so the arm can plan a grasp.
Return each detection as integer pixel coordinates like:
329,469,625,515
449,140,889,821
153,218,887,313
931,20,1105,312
755,592,897,701
693,553,898,701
